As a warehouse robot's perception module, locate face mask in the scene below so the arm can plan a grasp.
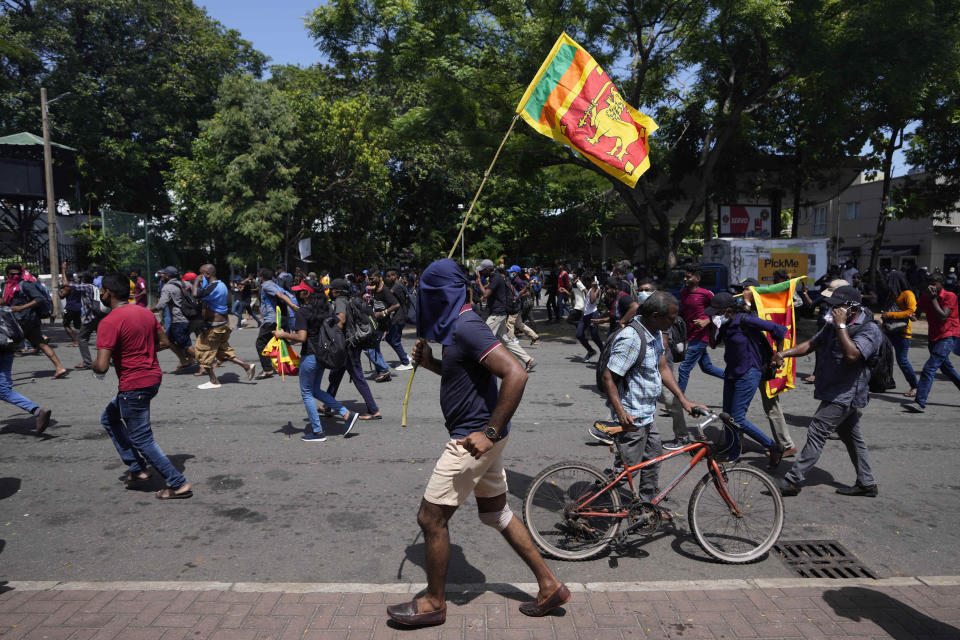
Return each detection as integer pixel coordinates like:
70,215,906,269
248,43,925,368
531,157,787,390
636,290,653,303
712,315,729,328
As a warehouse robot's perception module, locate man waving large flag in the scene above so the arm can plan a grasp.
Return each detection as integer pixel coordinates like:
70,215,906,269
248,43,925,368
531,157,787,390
516,32,658,187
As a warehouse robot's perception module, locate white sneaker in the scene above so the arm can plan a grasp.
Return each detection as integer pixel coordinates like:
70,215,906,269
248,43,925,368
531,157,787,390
394,363,414,371
197,381,222,390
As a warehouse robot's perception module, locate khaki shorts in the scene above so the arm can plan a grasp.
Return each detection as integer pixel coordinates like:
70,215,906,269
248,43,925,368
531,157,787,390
423,437,509,507
195,324,236,367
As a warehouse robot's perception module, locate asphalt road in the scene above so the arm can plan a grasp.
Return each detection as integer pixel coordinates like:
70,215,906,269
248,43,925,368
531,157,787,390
1,313,958,586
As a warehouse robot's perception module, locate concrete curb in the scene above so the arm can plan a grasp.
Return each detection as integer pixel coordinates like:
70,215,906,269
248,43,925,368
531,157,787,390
5,576,953,593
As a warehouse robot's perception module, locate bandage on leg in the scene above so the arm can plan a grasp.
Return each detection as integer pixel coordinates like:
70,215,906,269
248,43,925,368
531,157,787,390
479,505,513,532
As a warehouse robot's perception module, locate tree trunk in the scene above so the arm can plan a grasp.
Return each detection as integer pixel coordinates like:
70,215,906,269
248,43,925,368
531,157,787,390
868,125,903,288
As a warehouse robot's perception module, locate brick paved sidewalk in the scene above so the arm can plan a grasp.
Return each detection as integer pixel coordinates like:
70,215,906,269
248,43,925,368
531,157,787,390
1,578,958,640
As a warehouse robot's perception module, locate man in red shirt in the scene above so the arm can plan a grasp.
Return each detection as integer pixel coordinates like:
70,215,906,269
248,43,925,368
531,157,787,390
556,263,570,319
93,273,192,499
675,265,725,393
906,273,960,413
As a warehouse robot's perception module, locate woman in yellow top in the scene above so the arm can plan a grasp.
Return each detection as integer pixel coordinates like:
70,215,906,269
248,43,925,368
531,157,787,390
880,271,918,397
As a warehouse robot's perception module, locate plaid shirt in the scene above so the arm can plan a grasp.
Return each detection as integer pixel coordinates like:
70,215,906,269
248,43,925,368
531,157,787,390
74,283,100,325
605,322,664,426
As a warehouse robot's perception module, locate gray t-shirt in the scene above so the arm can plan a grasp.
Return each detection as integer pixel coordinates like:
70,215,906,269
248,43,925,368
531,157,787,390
333,296,349,317
260,279,284,323
156,279,188,324
812,315,882,409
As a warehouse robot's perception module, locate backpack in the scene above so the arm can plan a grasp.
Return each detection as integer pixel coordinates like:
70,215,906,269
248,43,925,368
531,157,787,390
22,281,53,319
305,303,347,370
596,318,648,393
344,296,379,349
178,282,201,320
667,316,687,361
0,306,24,352
506,277,521,315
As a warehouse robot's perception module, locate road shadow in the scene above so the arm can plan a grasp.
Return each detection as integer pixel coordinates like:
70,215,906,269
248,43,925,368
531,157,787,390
0,417,57,440
822,586,959,639
121,453,195,492
782,412,810,427
274,421,302,437
0,477,21,500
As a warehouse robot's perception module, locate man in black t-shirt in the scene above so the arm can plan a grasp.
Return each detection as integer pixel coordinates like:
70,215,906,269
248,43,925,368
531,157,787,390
365,270,400,383
477,260,535,372
384,269,413,370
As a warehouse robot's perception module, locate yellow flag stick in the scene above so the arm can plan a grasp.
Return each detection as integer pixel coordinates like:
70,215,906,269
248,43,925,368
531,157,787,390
401,115,520,428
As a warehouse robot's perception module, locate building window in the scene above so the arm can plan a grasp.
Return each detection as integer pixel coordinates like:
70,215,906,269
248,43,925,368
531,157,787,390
845,202,861,220
813,206,827,235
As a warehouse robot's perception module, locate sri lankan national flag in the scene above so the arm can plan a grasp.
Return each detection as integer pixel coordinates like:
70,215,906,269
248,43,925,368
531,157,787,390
516,32,658,187
749,278,804,398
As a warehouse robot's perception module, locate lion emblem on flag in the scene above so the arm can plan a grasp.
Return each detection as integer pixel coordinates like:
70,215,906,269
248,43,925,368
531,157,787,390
577,81,641,170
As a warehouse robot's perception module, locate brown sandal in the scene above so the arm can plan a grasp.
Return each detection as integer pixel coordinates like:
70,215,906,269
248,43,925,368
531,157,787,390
518,583,571,617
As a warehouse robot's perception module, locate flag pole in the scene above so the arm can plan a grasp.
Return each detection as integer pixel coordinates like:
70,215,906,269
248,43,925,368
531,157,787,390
401,114,520,428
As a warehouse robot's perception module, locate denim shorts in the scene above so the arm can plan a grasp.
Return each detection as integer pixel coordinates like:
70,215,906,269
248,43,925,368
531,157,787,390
167,322,192,349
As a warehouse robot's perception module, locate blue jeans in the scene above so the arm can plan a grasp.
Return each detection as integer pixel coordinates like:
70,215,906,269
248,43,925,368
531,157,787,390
557,293,569,317
887,333,918,390
384,324,409,365
0,352,38,414
677,340,725,392
915,337,960,408
576,312,603,354
100,384,186,489
364,332,390,375
721,367,775,460
299,354,347,434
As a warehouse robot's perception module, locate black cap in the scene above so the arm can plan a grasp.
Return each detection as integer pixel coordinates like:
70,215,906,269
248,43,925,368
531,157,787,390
705,292,739,316
821,285,862,306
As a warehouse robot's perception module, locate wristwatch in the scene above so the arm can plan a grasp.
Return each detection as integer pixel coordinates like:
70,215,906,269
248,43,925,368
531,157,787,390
836,323,847,330
484,426,499,441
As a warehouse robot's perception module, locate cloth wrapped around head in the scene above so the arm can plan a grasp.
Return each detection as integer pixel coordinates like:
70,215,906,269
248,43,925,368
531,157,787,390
417,258,469,345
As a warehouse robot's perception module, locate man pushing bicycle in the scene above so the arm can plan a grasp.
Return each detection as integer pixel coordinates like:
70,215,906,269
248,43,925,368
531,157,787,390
595,291,709,505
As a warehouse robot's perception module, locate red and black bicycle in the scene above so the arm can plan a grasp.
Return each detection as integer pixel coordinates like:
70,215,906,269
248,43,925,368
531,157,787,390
522,410,784,563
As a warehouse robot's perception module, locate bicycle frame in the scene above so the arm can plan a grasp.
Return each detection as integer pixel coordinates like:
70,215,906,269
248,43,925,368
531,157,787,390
575,423,742,520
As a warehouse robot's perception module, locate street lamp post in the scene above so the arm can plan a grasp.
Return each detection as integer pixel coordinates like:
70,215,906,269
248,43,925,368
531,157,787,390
40,87,61,319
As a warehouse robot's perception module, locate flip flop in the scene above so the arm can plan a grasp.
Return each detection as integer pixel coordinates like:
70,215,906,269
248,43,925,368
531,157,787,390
903,389,917,398
52,370,68,379
156,488,193,500
358,414,382,420
518,583,571,617
254,373,273,380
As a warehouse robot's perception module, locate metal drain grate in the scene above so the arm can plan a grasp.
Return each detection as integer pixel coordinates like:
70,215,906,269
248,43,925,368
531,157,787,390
773,540,877,579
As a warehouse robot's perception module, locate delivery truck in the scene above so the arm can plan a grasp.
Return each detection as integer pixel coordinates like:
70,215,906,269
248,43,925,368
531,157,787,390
663,237,830,294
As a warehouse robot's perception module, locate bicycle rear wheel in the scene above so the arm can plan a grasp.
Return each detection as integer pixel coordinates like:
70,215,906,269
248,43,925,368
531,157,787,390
688,466,784,564
523,461,622,561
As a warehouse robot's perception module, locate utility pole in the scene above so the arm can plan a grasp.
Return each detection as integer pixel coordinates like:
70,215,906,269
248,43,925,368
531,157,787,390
40,87,61,319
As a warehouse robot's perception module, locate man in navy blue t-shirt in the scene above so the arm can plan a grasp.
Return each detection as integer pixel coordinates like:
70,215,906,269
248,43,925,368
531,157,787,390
386,259,569,628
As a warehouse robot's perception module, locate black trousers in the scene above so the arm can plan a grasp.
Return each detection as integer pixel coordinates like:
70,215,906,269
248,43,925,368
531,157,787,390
256,322,278,372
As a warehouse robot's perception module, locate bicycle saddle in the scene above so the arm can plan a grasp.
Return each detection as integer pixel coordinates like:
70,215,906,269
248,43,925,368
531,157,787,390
593,420,623,435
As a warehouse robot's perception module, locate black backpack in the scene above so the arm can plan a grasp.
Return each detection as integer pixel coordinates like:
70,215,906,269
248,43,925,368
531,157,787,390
177,283,201,320
506,277,521,315
0,306,24,352
867,331,896,392
344,296,379,350
304,303,347,370
596,318,648,393
667,315,687,361
21,281,52,319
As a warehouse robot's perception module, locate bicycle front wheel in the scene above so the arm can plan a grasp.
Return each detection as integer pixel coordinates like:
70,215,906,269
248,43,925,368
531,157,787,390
688,466,784,564
523,461,622,561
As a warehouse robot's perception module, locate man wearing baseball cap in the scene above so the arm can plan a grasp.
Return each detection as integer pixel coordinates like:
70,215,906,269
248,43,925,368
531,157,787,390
476,260,535,372
772,285,882,498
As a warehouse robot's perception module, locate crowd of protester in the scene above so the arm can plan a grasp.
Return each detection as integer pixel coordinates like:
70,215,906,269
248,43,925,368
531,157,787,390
1,255,957,504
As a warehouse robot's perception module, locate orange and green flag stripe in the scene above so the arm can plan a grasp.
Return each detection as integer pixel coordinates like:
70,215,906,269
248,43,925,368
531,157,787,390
516,32,658,187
